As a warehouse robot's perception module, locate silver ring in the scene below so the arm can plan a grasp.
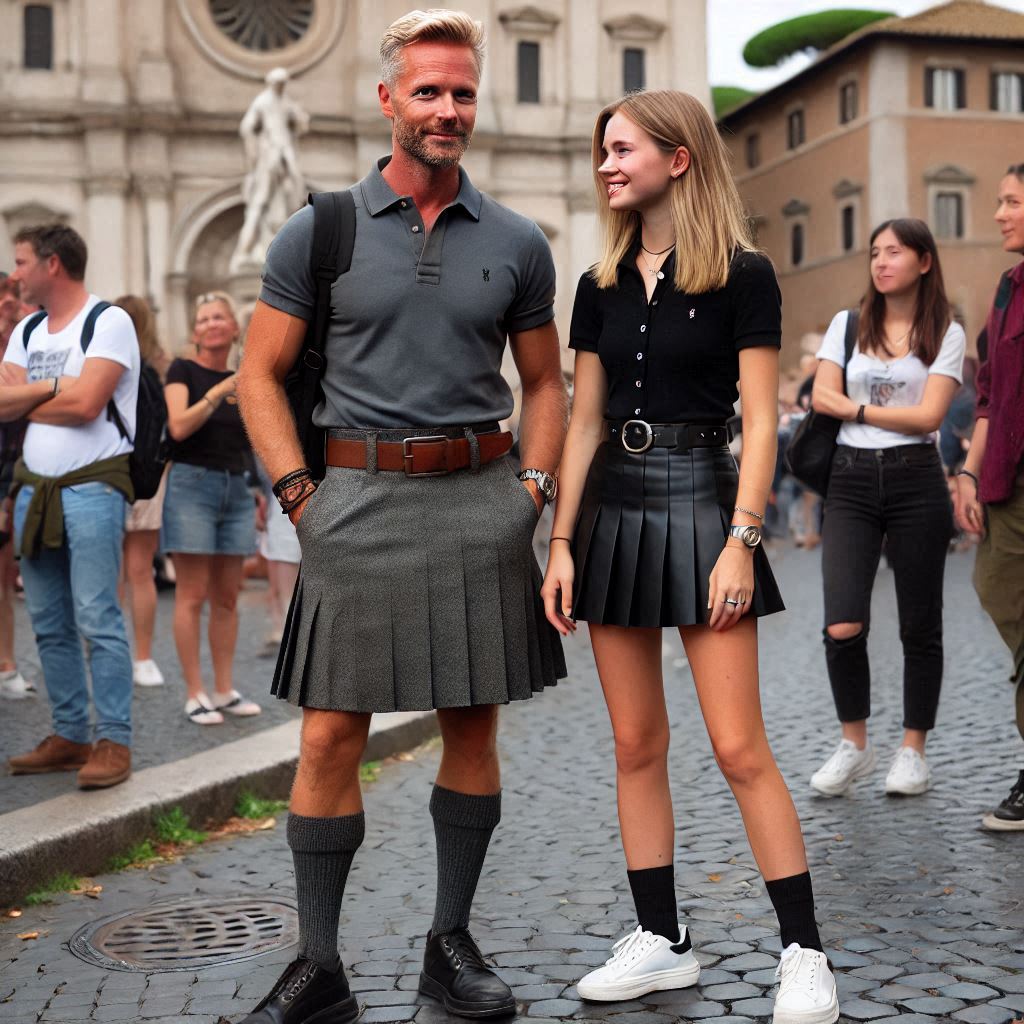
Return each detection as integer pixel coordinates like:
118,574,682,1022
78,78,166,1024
724,598,740,606
621,419,654,454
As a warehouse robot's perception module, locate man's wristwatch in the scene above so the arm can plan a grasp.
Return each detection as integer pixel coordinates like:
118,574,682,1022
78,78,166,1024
519,469,557,505
728,524,762,549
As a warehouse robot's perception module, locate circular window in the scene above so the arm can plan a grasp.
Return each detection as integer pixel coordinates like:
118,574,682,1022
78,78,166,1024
209,0,314,52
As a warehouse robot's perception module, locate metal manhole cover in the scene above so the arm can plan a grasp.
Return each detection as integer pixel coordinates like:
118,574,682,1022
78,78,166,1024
69,896,298,972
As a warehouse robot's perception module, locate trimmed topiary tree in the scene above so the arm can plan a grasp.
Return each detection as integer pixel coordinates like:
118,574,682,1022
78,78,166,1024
713,85,758,117
743,9,895,68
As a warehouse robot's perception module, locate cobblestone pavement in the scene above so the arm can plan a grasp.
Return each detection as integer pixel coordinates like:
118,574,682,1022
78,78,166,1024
0,579,300,815
1,548,1023,1024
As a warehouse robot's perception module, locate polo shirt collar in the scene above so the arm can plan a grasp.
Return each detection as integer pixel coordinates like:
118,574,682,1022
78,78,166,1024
361,156,482,221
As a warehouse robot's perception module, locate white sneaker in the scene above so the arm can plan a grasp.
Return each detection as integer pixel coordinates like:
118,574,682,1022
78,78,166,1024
810,739,876,796
0,670,36,699
576,925,700,1001
212,689,262,717
133,659,165,687
185,694,224,726
773,943,839,1024
884,746,930,795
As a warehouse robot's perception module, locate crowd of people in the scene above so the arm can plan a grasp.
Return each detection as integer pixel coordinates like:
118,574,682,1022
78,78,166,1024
0,8,1022,1022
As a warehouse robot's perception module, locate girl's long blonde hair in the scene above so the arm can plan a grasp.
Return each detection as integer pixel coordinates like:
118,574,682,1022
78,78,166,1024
591,90,756,294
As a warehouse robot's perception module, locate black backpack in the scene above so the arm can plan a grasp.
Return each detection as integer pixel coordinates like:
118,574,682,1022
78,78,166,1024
23,302,169,501
285,189,356,480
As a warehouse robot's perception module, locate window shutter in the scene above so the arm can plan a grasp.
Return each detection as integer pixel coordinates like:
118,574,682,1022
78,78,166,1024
23,4,53,70
925,68,934,108
517,41,540,104
955,68,966,109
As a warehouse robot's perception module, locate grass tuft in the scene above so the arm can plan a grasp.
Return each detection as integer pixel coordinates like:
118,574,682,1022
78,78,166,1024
24,871,83,905
106,840,158,872
235,791,288,819
154,806,207,845
359,761,381,784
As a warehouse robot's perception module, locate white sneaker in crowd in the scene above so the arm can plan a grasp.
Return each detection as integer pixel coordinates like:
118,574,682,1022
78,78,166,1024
576,925,700,1001
132,659,165,687
773,943,839,1024
0,670,36,700
884,746,930,795
810,739,876,796
212,689,262,717
185,694,224,726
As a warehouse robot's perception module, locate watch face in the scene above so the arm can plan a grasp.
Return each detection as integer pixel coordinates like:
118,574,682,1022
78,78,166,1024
743,527,761,547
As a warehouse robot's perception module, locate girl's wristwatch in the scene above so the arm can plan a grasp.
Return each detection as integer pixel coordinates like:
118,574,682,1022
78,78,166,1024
728,524,762,548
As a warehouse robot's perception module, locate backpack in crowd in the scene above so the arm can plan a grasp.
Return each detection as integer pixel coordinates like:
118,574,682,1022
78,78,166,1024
285,189,357,480
22,301,168,501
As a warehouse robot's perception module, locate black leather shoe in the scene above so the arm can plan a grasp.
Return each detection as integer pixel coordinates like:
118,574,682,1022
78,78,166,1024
240,958,360,1023
419,929,516,1018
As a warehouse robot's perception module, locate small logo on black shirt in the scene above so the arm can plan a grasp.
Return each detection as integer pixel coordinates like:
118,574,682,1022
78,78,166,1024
689,308,696,318
482,268,490,282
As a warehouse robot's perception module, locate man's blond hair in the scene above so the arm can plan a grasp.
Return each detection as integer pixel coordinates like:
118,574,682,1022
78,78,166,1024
380,9,485,86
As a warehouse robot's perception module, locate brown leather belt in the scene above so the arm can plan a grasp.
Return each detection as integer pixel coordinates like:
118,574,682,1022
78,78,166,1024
325,431,514,477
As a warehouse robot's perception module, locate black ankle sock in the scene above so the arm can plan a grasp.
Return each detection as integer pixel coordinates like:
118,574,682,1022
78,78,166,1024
627,865,681,944
765,871,823,952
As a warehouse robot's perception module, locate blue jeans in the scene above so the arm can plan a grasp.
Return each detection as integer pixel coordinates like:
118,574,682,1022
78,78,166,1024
14,481,132,746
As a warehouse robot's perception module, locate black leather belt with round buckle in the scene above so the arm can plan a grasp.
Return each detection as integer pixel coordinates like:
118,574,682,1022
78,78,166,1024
611,420,730,454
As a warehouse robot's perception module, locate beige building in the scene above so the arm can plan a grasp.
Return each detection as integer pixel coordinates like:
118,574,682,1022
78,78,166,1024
0,0,708,359
719,0,1024,365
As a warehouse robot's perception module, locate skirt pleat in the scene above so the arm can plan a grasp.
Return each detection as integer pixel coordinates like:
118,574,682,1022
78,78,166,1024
272,452,564,712
572,441,785,628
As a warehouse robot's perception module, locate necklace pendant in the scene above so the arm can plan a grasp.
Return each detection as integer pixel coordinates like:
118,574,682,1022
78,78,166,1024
656,271,664,280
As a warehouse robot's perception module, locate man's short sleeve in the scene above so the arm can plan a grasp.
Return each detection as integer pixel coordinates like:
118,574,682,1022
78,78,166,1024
730,251,782,351
3,316,31,369
86,306,137,371
568,273,601,353
816,311,850,368
259,204,316,320
505,223,555,334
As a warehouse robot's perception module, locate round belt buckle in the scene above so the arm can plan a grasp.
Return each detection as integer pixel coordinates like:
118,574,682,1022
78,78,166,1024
621,419,654,454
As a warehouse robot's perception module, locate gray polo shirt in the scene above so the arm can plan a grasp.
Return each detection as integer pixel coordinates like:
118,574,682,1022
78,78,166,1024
259,157,556,428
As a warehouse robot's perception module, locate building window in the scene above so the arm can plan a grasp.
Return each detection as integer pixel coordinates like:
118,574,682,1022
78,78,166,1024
839,81,858,124
991,72,1024,113
841,204,855,252
745,133,760,170
623,47,646,93
925,67,966,110
791,223,805,267
23,4,53,69
517,41,540,103
787,109,805,150
209,0,313,51
934,191,964,239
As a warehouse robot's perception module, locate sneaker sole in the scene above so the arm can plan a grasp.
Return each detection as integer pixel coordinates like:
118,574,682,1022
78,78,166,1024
773,988,839,1024
133,679,165,687
982,813,1024,831
418,972,516,1018
884,778,930,796
577,961,701,1001
810,755,876,797
305,994,361,1024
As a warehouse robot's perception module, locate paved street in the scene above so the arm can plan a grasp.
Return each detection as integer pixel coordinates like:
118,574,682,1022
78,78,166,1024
2,546,1022,1024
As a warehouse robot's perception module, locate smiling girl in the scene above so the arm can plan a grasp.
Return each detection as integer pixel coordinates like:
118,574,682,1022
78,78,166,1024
809,220,964,800
542,91,839,1024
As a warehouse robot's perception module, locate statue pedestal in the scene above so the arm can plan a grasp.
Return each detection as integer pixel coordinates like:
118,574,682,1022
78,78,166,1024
229,269,263,306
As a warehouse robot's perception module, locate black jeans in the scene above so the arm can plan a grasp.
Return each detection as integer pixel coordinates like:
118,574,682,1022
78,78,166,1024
821,444,953,731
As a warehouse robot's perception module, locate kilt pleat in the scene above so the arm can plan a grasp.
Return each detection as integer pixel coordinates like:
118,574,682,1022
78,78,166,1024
271,452,565,712
572,442,785,628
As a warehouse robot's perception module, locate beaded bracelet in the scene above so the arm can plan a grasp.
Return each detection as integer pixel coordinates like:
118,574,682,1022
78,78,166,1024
273,467,313,498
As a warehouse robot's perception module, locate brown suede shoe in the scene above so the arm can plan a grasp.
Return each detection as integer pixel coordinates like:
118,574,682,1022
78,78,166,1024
77,739,131,790
8,734,92,775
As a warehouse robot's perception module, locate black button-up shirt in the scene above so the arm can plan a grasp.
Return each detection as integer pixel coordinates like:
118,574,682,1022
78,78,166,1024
569,245,781,423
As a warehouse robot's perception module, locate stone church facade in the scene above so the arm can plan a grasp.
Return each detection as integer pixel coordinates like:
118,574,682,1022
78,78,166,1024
0,0,708,358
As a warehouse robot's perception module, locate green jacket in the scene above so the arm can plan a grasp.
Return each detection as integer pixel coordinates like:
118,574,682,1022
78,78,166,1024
12,455,133,558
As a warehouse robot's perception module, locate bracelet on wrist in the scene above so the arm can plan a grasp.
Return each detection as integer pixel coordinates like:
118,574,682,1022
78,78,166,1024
51,377,59,397
733,505,763,521
856,404,866,424
203,394,217,411
273,467,313,498
279,480,317,514
549,536,572,545
957,468,980,487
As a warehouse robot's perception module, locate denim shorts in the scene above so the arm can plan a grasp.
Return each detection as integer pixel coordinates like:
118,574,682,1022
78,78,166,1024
162,462,255,556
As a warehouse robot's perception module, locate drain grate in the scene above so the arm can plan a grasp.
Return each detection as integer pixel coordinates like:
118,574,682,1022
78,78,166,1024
69,896,298,972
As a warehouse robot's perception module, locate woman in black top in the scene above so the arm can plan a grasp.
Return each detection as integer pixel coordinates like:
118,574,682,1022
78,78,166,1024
542,92,838,1023
164,291,262,726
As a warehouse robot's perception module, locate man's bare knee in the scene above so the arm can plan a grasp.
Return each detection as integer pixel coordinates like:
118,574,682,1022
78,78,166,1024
300,711,370,771
827,622,863,642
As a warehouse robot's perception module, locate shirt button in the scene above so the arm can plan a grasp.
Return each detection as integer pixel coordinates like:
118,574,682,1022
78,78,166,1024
411,225,420,233
652,300,659,306
637,353,643,360
635,379,642,388
634,408,641,415
400,200,408,208
640,325,647,333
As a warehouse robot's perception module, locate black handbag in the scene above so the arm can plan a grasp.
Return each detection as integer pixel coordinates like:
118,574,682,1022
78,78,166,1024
783,309,859,497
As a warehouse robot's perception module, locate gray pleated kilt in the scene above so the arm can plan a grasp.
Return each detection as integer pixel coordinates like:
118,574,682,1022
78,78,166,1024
271,438,566,713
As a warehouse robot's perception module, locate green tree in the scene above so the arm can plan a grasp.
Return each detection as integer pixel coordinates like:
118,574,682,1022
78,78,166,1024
713,85,758,117
743,9,895,68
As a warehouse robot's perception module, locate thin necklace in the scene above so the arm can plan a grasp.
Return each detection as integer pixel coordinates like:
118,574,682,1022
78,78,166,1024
641,241,675,255
640,246,673,279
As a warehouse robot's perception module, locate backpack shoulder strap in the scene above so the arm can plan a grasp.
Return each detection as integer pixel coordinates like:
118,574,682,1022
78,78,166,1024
305,189,356,367
841,308,859,396
80,300,112,353
21,311,47,348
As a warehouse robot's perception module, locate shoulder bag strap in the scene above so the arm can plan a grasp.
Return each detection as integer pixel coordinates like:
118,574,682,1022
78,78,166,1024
842,308,859,397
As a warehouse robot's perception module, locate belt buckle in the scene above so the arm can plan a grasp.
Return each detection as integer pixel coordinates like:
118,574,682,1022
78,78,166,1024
621,419,654,454
403,435,450,477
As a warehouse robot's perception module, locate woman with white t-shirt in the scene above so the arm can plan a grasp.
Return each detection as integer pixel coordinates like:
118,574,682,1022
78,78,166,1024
809,218,965,798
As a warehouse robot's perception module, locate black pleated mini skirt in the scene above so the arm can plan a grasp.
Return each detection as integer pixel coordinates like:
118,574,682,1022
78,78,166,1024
571,441,785,627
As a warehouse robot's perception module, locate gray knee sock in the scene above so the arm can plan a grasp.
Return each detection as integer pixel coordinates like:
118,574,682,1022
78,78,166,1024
430,785,501,935
288,811,365,969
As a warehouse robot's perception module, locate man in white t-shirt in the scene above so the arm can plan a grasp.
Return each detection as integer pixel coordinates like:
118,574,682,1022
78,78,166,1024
0,224,139,789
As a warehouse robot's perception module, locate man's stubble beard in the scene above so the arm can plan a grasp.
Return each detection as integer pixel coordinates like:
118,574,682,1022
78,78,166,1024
393,113,471,170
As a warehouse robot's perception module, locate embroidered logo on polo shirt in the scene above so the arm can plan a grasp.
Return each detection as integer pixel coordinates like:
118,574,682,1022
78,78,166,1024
689,308,696,318
482,268,490,282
